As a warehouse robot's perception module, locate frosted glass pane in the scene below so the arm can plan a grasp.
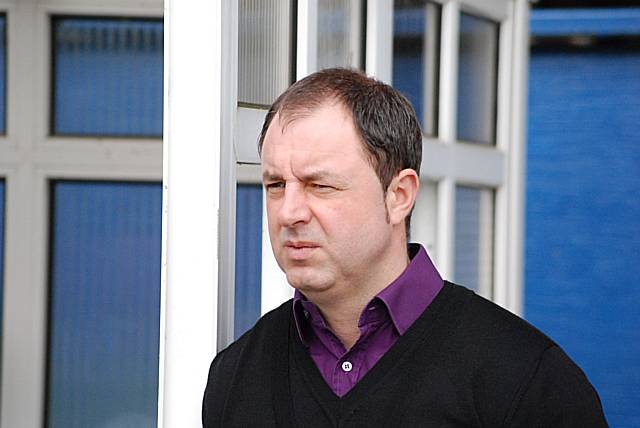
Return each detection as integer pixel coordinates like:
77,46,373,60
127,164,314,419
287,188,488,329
411,180,438,260
317,0,363,69
0,16,6,134
239,0,292,106
53,18,163,137
235,184,263,339
47,181,162,428
454,186,494,298
457,13,498,144
393,1,440,135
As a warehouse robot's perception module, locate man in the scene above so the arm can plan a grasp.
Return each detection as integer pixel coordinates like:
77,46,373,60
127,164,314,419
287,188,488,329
203,68,607,427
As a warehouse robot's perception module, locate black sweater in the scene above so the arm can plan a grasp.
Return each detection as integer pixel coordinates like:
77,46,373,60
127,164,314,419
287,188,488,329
203,282,607,427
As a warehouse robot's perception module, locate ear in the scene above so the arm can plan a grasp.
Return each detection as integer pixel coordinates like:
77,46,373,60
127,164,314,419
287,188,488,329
386,169,419,227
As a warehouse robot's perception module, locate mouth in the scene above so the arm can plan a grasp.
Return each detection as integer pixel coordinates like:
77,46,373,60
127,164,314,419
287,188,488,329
283,241,320,260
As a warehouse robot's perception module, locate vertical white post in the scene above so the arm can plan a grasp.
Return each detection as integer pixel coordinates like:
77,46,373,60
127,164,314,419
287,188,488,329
423,3,439,135
1,5,47,427
349,0,364,68
159,0,223,425
366,0,393,83
217,1,239,351
506,0,529,316
435,1,460,280
493,2,514,310
297,0,318,79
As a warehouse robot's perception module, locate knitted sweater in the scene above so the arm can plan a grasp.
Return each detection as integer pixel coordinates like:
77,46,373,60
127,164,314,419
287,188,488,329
203,282,607,427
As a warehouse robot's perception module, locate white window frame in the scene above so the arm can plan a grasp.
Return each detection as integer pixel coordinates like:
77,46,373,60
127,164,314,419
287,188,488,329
231,0,528,331
384,0,526,311
0,1,164,427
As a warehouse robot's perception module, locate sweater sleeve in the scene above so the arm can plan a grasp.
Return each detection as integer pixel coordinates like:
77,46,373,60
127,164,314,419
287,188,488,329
505,345,608,427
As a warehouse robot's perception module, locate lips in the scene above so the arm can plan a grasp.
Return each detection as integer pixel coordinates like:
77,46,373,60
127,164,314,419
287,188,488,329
283,241,320,260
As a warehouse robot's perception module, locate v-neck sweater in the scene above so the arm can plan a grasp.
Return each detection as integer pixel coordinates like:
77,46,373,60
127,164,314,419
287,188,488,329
291,244,443,396
203,282,607,427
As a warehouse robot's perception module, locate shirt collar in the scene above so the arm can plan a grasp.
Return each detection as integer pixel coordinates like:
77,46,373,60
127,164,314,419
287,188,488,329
376,243,443,335
292,243,443,344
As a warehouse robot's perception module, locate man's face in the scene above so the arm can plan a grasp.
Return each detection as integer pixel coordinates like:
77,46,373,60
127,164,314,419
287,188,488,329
261,102,396,302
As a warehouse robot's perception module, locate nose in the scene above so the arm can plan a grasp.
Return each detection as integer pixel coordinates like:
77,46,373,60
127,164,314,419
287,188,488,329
277,183,312,227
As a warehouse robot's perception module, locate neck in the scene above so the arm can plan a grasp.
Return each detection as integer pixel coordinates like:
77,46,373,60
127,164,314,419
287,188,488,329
307,239,410,350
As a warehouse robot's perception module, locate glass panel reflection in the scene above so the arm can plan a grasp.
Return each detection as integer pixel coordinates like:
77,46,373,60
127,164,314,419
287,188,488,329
457,13,498,144
52,18,163,137
47,181,161,428
317,0,363,69
411,180,438,259
393,0,440,136
235,184,263,338
454,186,494,298
238,0,293,106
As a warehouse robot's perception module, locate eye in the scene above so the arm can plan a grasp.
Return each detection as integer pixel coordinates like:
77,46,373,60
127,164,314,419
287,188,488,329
310,183,335,193
265,182,285,193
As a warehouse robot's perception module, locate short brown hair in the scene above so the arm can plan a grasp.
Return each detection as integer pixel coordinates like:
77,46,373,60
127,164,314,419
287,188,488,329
258,68,423,236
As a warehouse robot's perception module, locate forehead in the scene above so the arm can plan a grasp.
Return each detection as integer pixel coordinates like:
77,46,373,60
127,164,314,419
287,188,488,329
261,103,368,170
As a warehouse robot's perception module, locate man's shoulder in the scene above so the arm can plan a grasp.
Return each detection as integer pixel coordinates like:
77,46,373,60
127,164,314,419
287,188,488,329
442,281,555,357
202,300,292,425
433,283,557,403
208,299,292,372
434,283,607,426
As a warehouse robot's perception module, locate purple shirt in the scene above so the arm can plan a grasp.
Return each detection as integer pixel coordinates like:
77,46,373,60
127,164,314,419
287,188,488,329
292,244,443,397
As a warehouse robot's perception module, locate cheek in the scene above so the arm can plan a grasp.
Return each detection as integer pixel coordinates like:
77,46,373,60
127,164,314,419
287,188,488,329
265,204,281,243
319,195,388,239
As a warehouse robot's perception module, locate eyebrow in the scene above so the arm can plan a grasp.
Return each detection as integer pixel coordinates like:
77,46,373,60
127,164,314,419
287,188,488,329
262,171,283,182
262,169,346,186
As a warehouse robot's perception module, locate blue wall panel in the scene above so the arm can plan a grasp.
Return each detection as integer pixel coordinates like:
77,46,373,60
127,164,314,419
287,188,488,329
47,181,162,428
53,18,163,136
527,37,640,427
531,8,640,37
234,184,263,339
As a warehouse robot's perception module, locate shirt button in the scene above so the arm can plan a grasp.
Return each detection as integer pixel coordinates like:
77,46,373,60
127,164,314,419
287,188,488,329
341,361,353,372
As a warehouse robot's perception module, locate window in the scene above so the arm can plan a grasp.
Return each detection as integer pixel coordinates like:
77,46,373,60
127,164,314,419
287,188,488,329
238,0,294,106
457,13,499,144
1,2,164,425
411,180,438,258
392,1,440,135
317,0,364,69
454,185,494,298
51,17,163,137
47,181,162,427
234,184,263,338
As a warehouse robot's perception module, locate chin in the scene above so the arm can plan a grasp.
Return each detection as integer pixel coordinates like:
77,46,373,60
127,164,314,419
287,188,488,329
285,269,333,294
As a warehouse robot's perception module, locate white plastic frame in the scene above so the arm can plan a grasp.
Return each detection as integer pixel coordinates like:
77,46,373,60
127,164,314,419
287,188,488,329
0,1,164,427
231,0,528,321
